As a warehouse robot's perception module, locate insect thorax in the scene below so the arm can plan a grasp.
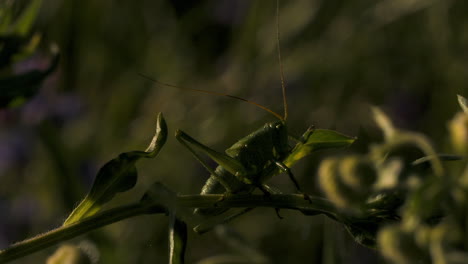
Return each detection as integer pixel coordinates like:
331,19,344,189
225,121,289,171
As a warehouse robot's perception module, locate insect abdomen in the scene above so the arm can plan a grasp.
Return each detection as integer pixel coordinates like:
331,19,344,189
195,166,254,215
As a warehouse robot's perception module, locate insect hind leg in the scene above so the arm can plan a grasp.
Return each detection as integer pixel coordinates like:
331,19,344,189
175,129,233,192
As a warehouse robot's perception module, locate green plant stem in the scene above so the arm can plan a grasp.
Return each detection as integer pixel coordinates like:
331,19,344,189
0,203,156,263
0,194,339,263
178,193,340,220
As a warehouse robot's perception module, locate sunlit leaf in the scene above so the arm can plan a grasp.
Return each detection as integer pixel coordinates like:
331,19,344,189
63,113,168,225
284,129,356,167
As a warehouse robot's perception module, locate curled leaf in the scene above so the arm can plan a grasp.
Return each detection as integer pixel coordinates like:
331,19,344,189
378,224,430,264
371,107,444,177
63,113,167,225
318,156,377,209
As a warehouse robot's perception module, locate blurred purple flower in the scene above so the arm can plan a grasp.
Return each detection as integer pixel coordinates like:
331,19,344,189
21,93,85,125
0,132,31,174
386,90,429,130
13,53,50,74
0,196,41,248
79,161,98,187
213,0,249,25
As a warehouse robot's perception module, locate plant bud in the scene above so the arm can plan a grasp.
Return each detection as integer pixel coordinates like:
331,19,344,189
449,112,468,155
46,244,92,264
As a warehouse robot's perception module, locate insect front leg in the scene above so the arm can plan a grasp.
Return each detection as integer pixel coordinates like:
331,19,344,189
273,160,301,191
273,160,311,203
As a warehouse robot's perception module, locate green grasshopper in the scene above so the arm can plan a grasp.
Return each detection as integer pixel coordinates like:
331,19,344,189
141,1,314,222
139,72,312,217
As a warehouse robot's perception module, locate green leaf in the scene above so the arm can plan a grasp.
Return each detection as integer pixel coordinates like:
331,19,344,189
7,0,42,36
0,8,13,33
284,129,356,167
457,94,468,114
63,113,168,226
169,215,187,264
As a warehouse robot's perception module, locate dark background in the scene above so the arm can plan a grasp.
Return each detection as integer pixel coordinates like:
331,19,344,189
1,0,467,263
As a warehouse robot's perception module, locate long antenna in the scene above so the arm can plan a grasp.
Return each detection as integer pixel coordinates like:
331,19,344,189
139,73,284,121
276,0,288,121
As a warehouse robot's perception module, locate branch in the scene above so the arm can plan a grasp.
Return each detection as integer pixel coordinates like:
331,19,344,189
0,193,339,263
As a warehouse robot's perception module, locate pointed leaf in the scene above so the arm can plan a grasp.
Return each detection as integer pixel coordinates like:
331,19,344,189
63,113,167,225
284,129,356,167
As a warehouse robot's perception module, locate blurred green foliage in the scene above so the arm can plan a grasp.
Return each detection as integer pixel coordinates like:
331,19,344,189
0,0,59,107
1,0,468,263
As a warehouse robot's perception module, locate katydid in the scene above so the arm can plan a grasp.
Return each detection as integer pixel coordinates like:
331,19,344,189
140,1,312,219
